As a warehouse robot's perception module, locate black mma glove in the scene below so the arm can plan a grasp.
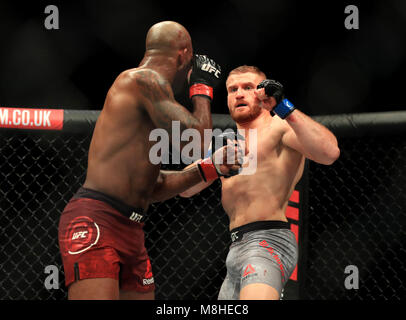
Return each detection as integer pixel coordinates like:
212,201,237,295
189,54,222,100
257,79,296,119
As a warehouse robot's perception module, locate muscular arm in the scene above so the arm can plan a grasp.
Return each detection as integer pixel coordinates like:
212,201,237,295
154,138,242,199
150,165,207,203
136,70,211,155
178,160,215,198
282,109,340,165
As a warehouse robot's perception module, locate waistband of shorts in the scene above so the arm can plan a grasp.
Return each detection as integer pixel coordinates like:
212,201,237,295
230,220,290,243
73,187,146,223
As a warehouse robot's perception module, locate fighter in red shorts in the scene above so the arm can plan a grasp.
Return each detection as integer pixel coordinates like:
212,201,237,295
58,21,243,300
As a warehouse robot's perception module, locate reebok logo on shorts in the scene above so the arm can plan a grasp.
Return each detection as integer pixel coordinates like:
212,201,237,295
142,259,154,286
143,278,154,285
243,264,256,277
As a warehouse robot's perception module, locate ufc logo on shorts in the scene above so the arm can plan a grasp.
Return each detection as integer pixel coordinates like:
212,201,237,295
129,212,143,222
72,231,88,240
202,63,220,78
231,232,239,242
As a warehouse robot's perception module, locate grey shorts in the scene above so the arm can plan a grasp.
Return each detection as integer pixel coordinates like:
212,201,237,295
218,221,298,300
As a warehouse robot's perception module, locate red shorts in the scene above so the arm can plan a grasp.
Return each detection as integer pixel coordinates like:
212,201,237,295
58,194,155,293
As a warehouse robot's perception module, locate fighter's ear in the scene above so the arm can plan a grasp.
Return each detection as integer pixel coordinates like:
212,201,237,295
177,48,189,70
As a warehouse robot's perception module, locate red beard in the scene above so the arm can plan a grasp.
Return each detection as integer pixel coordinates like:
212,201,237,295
230,105,263,124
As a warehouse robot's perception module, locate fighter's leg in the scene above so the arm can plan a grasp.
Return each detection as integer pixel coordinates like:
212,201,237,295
119,289,155,300
239,283,279,300
238,259,283,300
238,229,298,300
68,278,119,300
119,249,155,299
218,272,240,300
58,211,122,300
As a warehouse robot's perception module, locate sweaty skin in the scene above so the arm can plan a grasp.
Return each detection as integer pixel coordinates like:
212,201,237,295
181,71,340,230
83,21,210,211
180,70,340,300
222,72,305,228
180,69,339,300
221,119,305,228
64,22,243,300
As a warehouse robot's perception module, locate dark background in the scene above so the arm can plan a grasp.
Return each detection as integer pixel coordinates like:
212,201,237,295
0,0,405,115
1,1,405,301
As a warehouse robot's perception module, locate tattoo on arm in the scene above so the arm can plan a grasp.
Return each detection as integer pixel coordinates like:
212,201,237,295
136,70,198,134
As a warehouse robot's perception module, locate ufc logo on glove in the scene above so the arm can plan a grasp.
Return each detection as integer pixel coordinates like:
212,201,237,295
201,63,221,78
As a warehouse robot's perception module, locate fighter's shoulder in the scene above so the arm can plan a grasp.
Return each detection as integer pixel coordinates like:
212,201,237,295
122,68,172,97
124,68,162,81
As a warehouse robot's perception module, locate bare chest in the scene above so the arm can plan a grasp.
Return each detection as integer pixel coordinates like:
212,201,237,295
239,126,284,168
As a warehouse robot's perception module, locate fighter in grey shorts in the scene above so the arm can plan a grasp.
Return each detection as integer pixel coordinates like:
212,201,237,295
179,65,339,299
218,221,298,300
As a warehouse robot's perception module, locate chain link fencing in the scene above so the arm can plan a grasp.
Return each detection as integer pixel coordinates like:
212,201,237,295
0,112,405,300
304,134,406,300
